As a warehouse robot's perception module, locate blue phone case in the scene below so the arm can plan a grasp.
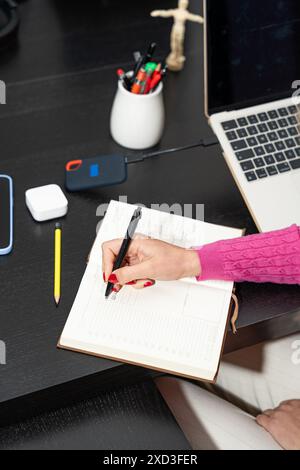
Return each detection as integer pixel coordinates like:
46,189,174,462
0,175,13,255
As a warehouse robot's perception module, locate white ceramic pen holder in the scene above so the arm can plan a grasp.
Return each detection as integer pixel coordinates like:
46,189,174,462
110,78,165,150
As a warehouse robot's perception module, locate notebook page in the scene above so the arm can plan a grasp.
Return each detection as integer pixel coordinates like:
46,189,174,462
60,201,241,381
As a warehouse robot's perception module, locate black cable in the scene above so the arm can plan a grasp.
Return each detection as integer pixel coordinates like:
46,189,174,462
125,136,219,164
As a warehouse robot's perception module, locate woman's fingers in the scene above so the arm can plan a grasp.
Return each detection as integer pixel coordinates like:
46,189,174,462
109,279,155,291
262,409,273,417
256,413,271,429
132,232,150,241
112,283,123,293
112,260,154,285
102,238,145,281
102,238,155,290
102,239,135,281
102,239,122,280
132,279,155,289
106,277,155,290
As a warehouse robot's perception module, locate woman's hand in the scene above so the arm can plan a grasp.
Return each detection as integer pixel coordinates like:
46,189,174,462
102,238,201,290
256,400,300,450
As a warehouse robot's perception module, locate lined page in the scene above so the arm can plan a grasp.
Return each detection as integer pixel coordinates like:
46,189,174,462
60,201,242,381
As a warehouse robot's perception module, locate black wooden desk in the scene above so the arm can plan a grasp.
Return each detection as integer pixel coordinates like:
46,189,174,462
0,0,299,449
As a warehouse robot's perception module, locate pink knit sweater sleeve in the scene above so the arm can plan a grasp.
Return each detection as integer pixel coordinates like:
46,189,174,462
195,225,300,284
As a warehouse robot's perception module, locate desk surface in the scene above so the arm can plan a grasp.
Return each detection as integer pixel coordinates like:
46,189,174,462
0,0,300,446
0,380,190,450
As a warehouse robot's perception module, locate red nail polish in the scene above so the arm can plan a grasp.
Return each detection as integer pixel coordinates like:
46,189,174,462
126,281,136,285
103,272,106,282
112,287,118,292
108,273,118,284
144,281,154,288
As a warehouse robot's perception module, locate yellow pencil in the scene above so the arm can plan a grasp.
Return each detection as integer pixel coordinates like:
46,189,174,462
54,222,62,306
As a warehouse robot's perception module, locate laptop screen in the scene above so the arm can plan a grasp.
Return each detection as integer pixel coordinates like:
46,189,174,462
206,0,300,115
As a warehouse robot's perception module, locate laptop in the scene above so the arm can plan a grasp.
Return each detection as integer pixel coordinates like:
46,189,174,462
204,0,300,231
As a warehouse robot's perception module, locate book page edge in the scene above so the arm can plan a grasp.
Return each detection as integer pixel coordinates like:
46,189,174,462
57,338,216,383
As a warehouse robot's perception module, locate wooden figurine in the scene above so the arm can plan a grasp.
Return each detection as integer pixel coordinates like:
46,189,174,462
151,0,204,72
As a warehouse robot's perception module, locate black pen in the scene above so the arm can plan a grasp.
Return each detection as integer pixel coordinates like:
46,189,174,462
105,207,142,298
145,42,157,63
131,42,157,84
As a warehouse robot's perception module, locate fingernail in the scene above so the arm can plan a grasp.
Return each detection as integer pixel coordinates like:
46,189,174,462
108,273,118,284
126,281,136,285
144,281,154,288
103,272,106,282
112,287,119,293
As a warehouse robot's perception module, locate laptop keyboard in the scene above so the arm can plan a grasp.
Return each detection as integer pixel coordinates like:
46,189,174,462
221,105,300,182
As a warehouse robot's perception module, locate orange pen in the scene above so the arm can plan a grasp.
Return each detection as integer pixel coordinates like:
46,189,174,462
131,68,147,94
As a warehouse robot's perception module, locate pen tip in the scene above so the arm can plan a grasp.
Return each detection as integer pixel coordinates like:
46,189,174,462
55,296,60,306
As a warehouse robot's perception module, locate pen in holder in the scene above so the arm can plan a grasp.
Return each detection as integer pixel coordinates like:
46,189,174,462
110,75,165,150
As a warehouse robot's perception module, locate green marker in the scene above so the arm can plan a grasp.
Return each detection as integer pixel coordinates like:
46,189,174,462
142,62,157,93
145,62,157,73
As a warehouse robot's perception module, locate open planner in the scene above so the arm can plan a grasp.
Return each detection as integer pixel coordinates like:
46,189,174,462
59,201,242,382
